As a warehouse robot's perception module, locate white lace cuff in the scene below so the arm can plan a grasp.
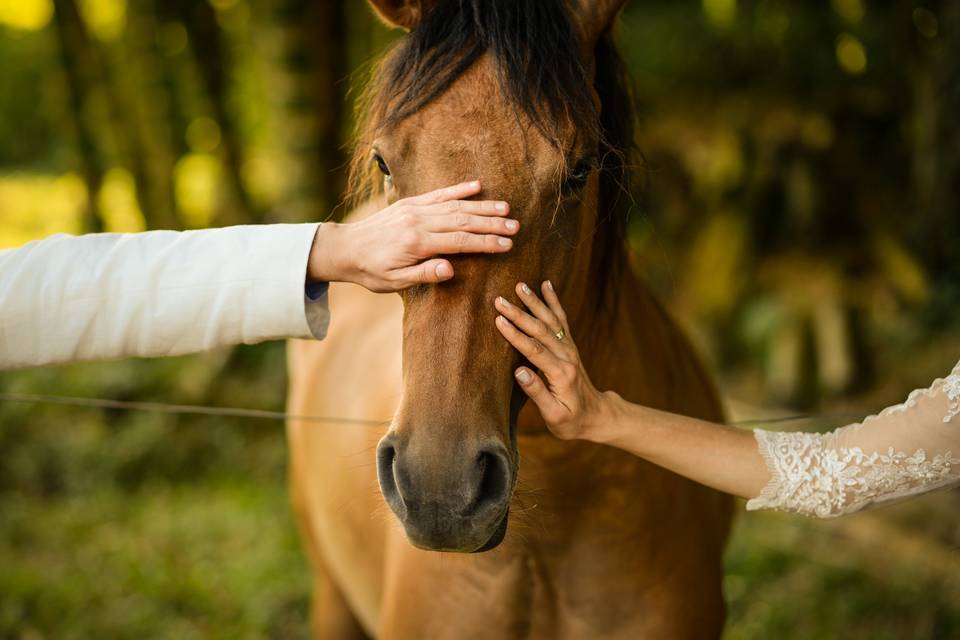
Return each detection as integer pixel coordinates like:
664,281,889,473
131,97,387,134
746,362,960,518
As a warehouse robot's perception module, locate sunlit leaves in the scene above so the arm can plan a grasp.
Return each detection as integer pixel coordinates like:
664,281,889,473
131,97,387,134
0,174,84,248
174,153,222,229
836,32,867,75
703,0,736,30
0,0,53,31
831,0,865,26
98,167,145,232
77,0,125,41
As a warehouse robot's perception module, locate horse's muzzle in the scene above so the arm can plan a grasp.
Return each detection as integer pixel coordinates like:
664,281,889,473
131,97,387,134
376,432,513,552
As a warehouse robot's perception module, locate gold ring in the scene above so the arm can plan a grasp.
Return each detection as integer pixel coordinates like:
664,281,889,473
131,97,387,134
554,328,566,341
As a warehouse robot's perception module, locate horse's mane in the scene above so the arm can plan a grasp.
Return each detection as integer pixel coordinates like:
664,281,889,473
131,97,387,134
349,0,636,311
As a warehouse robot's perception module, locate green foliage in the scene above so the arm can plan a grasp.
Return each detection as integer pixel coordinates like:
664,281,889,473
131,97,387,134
0,28,63,169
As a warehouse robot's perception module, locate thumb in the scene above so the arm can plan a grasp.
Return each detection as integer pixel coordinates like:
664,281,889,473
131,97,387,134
392,259,454,288
514,367,564,424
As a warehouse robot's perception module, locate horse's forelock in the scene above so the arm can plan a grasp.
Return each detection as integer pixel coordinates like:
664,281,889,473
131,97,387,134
348,0,637,313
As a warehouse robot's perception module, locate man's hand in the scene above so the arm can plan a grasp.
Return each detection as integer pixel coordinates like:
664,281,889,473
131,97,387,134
308,181,517,292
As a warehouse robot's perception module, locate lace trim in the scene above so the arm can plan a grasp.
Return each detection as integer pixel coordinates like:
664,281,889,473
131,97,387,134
747,429,960,518
865,361,960,425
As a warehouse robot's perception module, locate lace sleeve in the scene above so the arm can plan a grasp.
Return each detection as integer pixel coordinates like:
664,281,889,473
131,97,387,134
746,360,960,518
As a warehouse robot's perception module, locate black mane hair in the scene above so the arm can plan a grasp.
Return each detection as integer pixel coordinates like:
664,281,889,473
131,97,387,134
376,0,598,147
350,0,637,311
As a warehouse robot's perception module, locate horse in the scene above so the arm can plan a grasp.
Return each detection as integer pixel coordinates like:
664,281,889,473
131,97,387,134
286,0,733,637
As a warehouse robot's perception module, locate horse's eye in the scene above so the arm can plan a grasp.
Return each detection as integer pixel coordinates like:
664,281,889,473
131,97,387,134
563,158,596,193
373,153,391,177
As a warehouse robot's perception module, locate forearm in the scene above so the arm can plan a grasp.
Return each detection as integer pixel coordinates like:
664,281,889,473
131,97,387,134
587,393,771,499
0,224,326,369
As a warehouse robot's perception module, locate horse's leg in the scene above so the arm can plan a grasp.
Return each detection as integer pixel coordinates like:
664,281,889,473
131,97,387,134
309,559,371,640
289,462,370,640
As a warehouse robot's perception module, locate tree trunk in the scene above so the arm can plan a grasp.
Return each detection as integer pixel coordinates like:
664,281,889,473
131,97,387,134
172,0,259,224
265,0,349,222
116,0,182,230
51,0,106,233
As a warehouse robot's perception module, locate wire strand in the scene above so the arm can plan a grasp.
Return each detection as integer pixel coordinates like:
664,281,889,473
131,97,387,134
0,392,389,427
0,392,862,428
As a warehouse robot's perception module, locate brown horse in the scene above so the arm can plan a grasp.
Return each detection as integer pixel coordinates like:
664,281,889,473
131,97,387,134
286,0,733,637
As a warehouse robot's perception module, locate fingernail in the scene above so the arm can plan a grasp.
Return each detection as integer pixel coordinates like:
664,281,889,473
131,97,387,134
521,283,532,295
505,219,519,231
545,280,554,291
469,180,480,189
497,296,510,307
435,262,453,278
495,202,507,212
498,237,512,248
516,369,532,384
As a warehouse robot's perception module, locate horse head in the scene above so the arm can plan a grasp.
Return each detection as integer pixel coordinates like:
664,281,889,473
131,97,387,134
356,0,632,552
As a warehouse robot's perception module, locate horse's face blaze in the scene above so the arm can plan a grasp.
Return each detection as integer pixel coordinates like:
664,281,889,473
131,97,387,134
372,54,603,553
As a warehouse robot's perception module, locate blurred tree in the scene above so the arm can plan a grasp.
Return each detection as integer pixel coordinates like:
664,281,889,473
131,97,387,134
112,0,183,229
264,0,348,222
166,0,258,224
624,0,957,407
51,0,106,232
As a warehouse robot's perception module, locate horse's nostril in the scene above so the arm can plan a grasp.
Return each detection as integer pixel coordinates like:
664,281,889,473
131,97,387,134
467,448,510,516
376,438,402,513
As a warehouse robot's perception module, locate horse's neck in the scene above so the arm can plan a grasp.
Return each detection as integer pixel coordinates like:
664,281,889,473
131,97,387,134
570,261,722,418
565,254,628,366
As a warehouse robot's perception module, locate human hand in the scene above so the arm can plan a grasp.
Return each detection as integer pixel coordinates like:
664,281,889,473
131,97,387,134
494,281,612,440
308,181,517,292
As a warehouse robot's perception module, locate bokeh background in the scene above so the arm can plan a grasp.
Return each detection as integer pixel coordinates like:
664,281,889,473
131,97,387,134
1,0,958,637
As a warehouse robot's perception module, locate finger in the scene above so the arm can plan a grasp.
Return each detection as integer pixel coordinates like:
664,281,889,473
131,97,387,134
495,295,567,359
425,211,518,236
495,314,563,374
541,280,569,332
423,231,513,255
514,367,566,423
391,259,454,288
516,282,563,335
405,180,481,205
423,199,510,218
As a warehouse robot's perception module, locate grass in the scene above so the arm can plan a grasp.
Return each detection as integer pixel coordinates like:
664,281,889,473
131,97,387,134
0,482,310,640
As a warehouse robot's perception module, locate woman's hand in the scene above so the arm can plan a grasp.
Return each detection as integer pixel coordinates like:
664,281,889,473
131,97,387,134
496,282,776,504
494,281,612,440
309,180,517,293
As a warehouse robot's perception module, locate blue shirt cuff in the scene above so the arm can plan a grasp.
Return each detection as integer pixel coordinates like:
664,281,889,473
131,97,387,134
305,281,329,301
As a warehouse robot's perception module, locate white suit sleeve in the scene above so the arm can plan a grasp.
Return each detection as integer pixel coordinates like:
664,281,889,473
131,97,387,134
747,359,960,517
0,224,330,369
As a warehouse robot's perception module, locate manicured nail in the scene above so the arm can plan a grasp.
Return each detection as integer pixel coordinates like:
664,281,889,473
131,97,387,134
504,219,519,231
515,369,532,384
495,202,508,212
545,280,554,291
496,296,510,307
435,262,453,278
469,180,480,189
498,237,512,248
520,283,532,295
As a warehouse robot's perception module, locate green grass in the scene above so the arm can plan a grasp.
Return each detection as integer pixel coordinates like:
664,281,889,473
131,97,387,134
0,482,310,640
724,503,960,639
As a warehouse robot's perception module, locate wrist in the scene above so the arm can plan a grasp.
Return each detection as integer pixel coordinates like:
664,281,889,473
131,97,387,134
582,390,624,444
308,222,352,284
